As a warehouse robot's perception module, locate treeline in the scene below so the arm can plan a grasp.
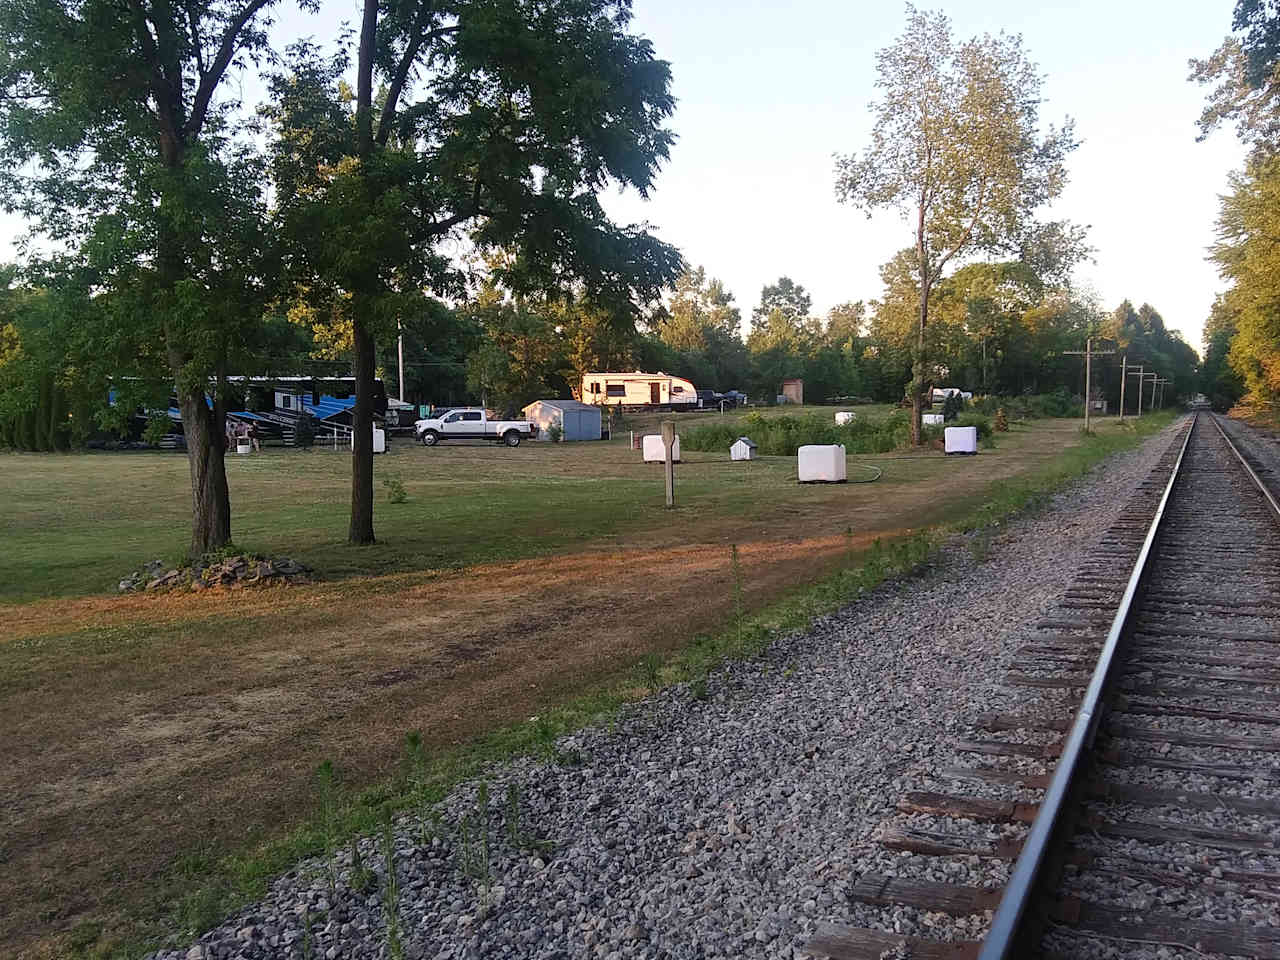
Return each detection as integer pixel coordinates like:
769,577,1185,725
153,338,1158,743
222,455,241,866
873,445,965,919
1193,1,1280,416
1,249,1196,448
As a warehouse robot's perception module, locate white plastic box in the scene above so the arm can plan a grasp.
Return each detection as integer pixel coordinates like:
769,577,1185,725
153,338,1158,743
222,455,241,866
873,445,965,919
797,444,847,483
834,411,856,425
922,413,944,427
642,434,680,463
350,424,387,454
944,425,978,455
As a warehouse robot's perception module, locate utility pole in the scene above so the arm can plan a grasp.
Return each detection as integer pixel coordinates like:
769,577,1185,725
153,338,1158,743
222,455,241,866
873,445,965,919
1119,354,1127,422
1149,372,1158,412
1127,366,1147,417
1063,338,1115,433
397,323,405,403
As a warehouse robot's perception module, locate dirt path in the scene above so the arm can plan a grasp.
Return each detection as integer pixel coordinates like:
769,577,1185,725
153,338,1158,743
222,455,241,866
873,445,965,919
2,419,1099,957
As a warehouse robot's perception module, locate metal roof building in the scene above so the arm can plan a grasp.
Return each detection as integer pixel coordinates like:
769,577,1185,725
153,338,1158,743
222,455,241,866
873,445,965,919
521,399,602,442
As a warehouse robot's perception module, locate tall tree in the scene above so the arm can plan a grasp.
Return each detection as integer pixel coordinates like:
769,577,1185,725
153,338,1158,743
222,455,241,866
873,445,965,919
662,266,742,351
1212,157,1280,412
834,5,1079,443
750,276,812,334
0,0,283,554
268,0,682,545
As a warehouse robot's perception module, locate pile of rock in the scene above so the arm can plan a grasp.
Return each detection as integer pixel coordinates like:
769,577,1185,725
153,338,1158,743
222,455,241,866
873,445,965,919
118,555,312,594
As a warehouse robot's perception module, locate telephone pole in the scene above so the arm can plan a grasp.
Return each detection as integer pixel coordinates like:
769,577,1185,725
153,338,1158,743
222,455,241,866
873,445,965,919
1063,338,1115,433
1119,354,1127,422
1127,366,1149,417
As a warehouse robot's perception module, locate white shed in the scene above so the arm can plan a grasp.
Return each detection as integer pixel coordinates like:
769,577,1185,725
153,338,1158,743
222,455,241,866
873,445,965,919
730,437,757,461
521,399,602,441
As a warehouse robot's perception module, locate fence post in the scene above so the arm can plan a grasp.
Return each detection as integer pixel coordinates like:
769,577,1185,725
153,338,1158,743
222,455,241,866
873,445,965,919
662,420,675,509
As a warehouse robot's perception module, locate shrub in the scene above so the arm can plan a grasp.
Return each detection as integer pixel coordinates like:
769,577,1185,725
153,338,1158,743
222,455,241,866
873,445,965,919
546,423,563,443
143,411,172,447
994,408,1009,432
382,474,408,504
972,388,1080,421
683,411,915,456
941,392,966,421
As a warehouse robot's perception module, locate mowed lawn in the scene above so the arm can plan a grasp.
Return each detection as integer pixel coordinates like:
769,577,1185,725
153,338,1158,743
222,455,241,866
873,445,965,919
0,411,1172,958
2,403,895,603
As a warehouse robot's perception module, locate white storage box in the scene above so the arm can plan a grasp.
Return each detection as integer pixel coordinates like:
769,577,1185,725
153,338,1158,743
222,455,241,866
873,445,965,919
835,411,856,425
642,434,680,463
350,424,387,454
944,426,978,455
235,440,251,455
922,413,944,427
797,444,847,483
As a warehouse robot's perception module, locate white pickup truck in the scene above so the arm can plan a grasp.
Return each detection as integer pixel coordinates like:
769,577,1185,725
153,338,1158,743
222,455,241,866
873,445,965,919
413,408,537,447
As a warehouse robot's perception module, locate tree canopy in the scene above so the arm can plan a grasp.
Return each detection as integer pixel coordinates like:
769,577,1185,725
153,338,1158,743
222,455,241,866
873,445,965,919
834,5,1081,442
266,0,684,543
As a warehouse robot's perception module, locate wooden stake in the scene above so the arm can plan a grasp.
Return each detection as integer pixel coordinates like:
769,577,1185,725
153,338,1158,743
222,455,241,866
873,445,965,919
662,420,675,509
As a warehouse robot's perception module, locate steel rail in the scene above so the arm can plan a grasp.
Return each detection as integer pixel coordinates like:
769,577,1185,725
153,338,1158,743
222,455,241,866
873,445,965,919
1209,413,1280,523
976,413,1198,960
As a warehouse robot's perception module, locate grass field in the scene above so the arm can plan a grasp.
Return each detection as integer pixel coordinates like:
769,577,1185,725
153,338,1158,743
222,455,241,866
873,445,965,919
0,408,1178,958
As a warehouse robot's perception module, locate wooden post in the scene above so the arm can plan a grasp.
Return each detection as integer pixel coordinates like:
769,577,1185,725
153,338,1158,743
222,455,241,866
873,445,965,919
1149,373,1157,412
1084,337,1092,433
1119,354,1126,422
662,419,675,509
1136,367,1145,417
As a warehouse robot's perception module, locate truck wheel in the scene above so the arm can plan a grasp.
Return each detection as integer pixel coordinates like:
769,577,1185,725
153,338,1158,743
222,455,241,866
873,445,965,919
421,430,440,447
503,430,521,447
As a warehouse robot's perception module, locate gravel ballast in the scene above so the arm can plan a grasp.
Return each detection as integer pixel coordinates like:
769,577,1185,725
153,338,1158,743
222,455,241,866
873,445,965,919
152,421,1186,960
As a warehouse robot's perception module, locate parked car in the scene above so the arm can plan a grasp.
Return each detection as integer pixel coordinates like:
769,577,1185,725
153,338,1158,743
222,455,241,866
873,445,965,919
413,408,537,447
695,389,723,408
721,390,748,407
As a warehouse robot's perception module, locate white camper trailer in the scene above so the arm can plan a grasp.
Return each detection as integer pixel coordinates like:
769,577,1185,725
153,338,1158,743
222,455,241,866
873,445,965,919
580,371,698,410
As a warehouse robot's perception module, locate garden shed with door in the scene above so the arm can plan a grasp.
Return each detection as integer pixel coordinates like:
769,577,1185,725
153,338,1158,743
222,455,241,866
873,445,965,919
521,399,603,441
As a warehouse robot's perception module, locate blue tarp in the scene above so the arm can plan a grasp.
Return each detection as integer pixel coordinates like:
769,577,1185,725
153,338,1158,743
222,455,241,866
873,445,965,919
303,395,356,422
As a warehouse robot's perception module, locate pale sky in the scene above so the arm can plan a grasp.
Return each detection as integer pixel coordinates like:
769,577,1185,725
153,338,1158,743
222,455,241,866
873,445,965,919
0,0,1246,352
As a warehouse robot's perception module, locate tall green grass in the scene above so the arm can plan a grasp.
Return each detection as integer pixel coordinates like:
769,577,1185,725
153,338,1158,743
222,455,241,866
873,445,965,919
682,409,992,455
971,388,1081,420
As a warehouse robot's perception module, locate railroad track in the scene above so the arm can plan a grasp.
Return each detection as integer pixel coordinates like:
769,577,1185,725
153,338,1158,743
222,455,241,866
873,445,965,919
802,412,1280,960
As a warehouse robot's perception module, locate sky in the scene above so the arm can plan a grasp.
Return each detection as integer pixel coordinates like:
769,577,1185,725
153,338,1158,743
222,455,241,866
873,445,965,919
0,0,1247,352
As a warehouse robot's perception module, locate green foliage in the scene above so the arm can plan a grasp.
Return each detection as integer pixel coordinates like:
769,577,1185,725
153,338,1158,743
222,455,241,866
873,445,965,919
971,389,1080,420
941,391,965,421
683,410,916,456
546,424,563,444
835,6,1082,437
381,474,407,505
379,814,404,960
0,0,285,550
142,412,172,448
1208,157,1280,416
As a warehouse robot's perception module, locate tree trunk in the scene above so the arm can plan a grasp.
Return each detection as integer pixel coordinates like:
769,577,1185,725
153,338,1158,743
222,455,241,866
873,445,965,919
177,381,232,557
349,314,377,545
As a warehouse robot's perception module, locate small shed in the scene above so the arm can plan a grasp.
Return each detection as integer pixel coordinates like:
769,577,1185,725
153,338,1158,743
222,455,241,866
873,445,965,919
781,378,804,405
521,399,602,441
730,437,757,461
